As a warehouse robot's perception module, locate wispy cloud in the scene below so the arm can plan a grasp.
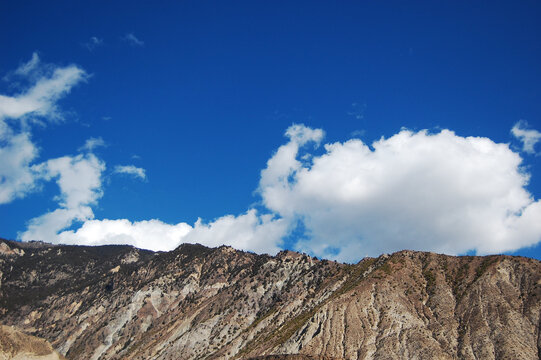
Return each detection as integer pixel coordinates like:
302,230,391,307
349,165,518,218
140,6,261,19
0,53,88,204
79,137,106,152
0,53,87,122
0,53,107,244
122,33,144,47
82,36,103,51
114,165,146,180
14,52,41,77
512,120,541,154
347,102,366,120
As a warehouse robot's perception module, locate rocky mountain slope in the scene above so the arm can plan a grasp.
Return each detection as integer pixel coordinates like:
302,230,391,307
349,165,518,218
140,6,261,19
0,324,66,360
0,238,539,359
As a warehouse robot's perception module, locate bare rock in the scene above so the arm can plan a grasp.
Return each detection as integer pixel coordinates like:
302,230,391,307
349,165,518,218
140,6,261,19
0,239,539,359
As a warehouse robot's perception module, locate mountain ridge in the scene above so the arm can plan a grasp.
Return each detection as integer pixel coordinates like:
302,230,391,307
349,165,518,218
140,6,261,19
0,238,539,359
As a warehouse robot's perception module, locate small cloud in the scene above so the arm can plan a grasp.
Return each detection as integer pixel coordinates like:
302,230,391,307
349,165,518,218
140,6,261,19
122,33,144,47
101,116,112,121
3,52,44,83
511,120,541,154
350,129,366,138
347,102,366,120
131,154,141,160
14,52,41,77
82,37,103,51
114,165,146,180
79,137,106,152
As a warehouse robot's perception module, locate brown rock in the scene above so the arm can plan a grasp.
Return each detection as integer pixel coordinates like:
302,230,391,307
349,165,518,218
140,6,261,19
0,325,66,359
0,239,539,359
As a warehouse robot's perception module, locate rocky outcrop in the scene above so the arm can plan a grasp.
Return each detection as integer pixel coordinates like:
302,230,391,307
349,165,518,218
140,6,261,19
0,325,66,360
0,239,539,359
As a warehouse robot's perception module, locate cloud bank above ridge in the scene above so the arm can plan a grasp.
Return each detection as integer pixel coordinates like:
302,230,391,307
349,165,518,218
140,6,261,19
45,124,541,262
1,54,540,262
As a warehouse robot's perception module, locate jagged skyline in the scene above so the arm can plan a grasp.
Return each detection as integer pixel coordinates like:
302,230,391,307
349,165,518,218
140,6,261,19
1,239,539,359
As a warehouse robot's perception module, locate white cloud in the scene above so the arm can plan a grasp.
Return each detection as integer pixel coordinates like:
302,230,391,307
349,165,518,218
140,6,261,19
51,209,286,254
39,154,105,208
79,136,106,152
82,36,103,51
0,54,107,244
0,54,88,205
14,52,41,77
4,54,540,262
19,153,105,242
512,120,541,154
182,210,287,255
114,165,146,180
21,122,541,262
20,207,94,243
259,125,541,262
56,218,192,251
259,124,324,211
0,132,40,204
0,54,87,121
122,33,144,47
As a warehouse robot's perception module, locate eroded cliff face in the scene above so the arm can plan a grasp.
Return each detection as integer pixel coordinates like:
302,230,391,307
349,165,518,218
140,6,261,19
0,239,539,360
269,253,540,360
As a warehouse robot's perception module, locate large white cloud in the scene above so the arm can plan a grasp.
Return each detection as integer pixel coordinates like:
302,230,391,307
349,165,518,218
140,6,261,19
4,54,541,262
56,218,192,251
182,209,287,255
259,125,541,262
18,122,541,262
52,209,286,254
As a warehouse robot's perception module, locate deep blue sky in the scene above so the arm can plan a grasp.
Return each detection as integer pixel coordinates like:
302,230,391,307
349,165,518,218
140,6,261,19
1,1,540,260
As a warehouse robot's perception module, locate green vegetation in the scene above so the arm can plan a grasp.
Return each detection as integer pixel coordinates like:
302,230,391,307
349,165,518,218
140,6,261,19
422,269,436,295
475,256,498,279
380,262,392,275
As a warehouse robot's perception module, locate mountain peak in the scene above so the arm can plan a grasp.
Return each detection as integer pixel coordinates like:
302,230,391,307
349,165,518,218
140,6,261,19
0,240,539,359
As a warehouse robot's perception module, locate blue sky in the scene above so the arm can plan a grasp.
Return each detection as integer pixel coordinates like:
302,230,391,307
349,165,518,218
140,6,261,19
1,1,540,262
